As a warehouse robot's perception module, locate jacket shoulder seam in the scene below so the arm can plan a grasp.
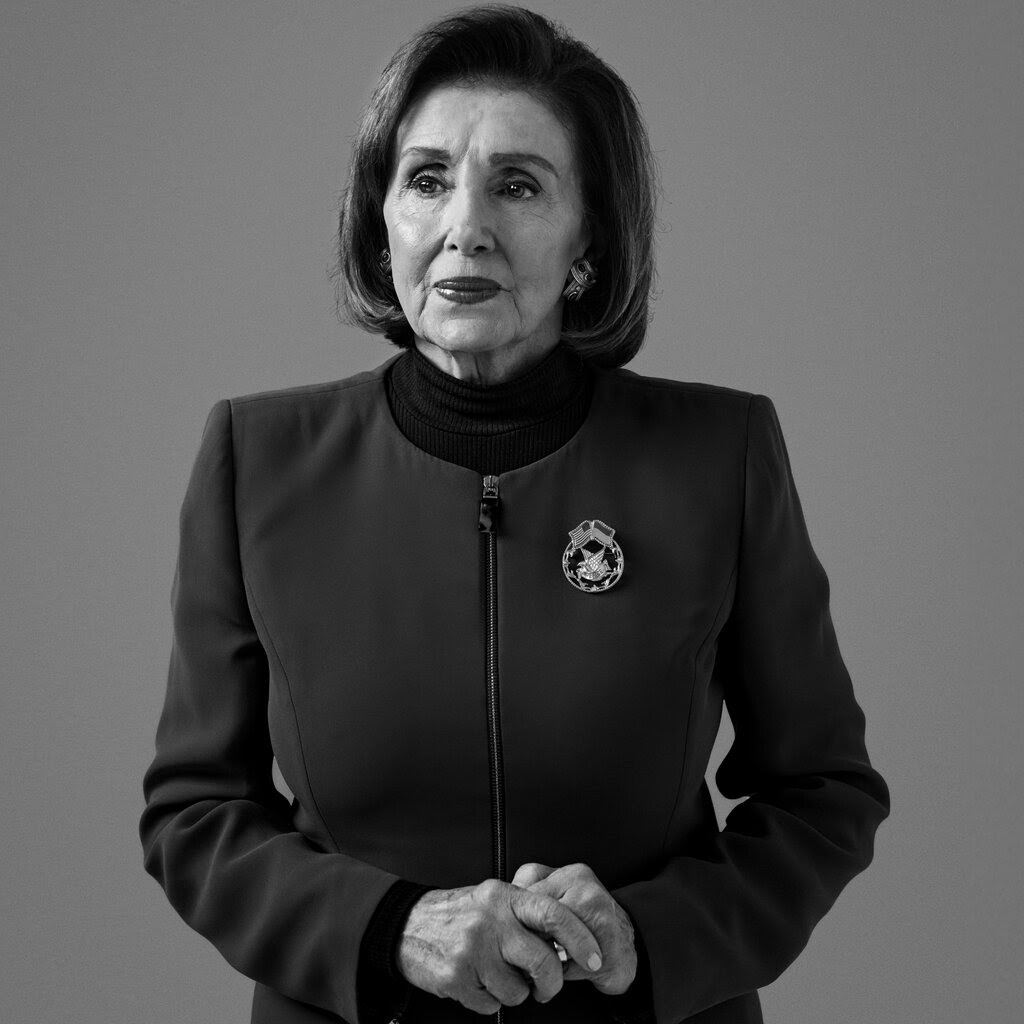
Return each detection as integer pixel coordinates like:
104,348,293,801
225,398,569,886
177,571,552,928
602,369,755,402
228,363,394,410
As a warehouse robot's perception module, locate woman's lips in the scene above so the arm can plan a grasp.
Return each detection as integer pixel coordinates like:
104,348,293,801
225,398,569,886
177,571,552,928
433,277,502,304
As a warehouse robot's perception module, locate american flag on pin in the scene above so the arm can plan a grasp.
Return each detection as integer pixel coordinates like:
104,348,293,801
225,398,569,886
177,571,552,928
569,519,616,550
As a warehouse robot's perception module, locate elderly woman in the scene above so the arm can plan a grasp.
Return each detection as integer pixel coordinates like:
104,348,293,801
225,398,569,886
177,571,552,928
140,7,888,1024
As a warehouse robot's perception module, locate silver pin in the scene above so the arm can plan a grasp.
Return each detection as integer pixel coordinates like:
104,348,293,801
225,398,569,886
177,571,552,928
562,519,624,593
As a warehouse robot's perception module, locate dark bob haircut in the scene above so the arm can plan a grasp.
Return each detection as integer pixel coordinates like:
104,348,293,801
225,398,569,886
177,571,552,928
335,5,657,368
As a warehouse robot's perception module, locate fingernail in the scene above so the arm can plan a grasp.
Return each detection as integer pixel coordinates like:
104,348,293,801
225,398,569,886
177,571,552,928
587,953,602,971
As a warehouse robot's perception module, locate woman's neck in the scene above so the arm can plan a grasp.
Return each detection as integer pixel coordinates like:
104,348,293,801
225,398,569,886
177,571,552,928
385,342,592,475
412,334,560,385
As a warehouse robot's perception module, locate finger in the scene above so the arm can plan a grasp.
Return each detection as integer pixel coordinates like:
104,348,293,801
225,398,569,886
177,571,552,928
523,874,566,902
559,961,589,982
525,886,629,986
478,961,532,1008
509,889,603,974
561,954,634,990
529,874,617,946
511,862,554,888
458,985,502,1016
499,928,564,1003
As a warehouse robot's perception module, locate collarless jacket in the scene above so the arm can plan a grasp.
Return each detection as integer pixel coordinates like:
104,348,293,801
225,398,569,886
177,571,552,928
140,357,889,1024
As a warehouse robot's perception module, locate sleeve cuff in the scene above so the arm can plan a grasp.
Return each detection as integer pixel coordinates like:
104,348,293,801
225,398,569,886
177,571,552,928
356,879,434,1023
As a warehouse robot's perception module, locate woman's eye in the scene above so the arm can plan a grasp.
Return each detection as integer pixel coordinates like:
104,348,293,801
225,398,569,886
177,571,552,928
503,180,537,199
409,174,443,196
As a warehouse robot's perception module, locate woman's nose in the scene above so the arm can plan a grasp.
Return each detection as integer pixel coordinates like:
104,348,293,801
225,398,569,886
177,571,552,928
443,187,494,254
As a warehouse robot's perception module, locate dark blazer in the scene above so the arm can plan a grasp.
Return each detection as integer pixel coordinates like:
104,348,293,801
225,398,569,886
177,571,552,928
140,358,889,1024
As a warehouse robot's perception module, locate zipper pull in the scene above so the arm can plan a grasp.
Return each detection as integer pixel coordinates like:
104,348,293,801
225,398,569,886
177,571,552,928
478,474,500,533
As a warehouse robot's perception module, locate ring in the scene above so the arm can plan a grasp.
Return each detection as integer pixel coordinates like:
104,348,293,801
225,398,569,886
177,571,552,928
552,941,569,964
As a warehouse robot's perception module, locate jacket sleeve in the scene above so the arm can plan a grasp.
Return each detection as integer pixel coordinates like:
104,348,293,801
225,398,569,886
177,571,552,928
356,879,433,1024
611,394,890,1023
139,400,403,1023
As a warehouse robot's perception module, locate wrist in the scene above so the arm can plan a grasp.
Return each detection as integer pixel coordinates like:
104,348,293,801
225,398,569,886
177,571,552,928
358,879,434,1017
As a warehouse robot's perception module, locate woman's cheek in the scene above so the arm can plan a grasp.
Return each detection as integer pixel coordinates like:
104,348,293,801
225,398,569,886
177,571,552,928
398,276,430,332
391,207,431,251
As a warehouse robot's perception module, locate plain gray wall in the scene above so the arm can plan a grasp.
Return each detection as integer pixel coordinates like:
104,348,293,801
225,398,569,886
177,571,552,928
2,1,1021,1021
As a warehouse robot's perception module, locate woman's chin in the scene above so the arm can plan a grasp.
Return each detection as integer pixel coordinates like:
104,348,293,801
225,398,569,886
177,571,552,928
413,322,562,383
417,319,517,356
416,312,562,356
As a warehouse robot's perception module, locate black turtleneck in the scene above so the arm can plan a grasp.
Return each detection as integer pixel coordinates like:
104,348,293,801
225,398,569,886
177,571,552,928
357,342,654,1024
385,342,593,474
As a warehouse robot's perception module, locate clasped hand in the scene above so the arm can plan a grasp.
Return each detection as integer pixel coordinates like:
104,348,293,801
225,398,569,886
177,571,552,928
397,862,637,1015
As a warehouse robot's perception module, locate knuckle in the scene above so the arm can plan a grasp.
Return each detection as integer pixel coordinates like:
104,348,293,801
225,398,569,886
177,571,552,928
523,946,554,978
493,978,529,1006
475,878,503,902
464,908,489,937
540,897,565,931
508,986,530,1006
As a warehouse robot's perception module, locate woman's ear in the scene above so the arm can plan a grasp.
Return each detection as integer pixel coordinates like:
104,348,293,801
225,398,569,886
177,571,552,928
582,220,606,263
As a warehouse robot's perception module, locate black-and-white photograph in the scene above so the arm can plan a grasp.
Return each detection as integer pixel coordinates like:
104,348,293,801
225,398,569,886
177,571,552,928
2,3,1020,1022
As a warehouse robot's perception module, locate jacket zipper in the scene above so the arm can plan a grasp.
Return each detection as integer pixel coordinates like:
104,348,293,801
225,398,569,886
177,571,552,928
389,478,506,1024
478,474,507,1024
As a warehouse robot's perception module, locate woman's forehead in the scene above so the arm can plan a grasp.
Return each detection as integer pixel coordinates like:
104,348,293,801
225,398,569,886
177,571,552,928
392,83,576,171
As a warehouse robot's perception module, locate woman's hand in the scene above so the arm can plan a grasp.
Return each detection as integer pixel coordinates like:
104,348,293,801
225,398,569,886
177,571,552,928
511,862,637,996
396,879,604,1015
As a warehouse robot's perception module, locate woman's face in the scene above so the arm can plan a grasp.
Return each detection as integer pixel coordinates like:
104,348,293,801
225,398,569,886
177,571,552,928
383,83,590,376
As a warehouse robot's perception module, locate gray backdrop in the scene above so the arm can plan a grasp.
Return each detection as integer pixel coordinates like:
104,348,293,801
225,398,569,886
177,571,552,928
2,1,1021,1021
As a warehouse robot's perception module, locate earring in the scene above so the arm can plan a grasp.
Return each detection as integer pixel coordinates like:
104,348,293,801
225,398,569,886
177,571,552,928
378,248,392,274
562,258,597,301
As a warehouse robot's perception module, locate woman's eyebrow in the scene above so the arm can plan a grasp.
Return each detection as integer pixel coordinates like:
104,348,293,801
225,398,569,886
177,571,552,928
489,152,559,177
397,146,451,164
396,146,559,179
